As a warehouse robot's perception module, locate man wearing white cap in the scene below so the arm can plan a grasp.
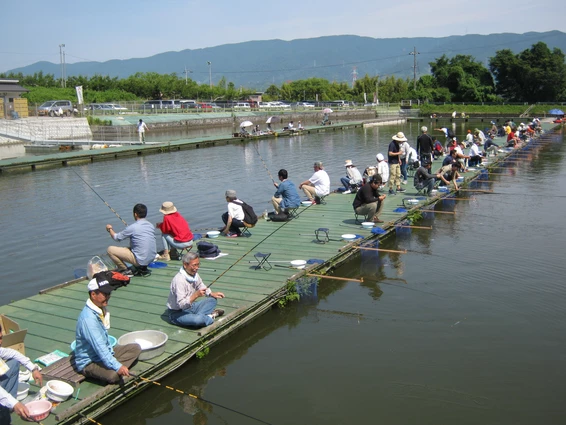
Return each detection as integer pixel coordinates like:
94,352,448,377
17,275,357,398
387,132,407,195
339,160,363,194
75,274,141,384
375,153,389,189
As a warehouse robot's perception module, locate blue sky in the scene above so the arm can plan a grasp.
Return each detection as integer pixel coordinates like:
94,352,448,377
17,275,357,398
2,0,565,73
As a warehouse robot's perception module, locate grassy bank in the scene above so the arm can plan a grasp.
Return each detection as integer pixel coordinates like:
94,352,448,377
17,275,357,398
418,104,565,116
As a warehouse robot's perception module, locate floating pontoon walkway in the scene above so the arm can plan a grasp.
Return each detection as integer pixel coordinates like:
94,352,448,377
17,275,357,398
3,126,557,425
0,118,403,174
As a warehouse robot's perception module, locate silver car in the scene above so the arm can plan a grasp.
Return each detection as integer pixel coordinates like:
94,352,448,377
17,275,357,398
38,100,74,117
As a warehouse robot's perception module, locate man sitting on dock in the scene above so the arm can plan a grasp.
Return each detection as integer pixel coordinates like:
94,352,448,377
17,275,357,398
106,203,157,276
75,276,141,384
166,252,225,328
221,190,253,237
414,161,437,196
156,201,194,261
299,161,330,204
352,175,386,223
272,169,301,215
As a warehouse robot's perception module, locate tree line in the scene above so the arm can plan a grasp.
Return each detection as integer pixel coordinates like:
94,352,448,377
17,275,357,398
2,42,564,105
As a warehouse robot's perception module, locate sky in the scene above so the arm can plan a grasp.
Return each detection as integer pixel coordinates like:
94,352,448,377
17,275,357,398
2,0,565,73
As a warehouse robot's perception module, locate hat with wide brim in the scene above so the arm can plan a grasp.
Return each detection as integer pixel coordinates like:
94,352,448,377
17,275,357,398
159,201,177,215
392,132,407,142
344,160,354,167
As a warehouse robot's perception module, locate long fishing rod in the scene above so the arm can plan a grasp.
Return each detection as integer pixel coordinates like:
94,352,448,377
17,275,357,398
252,142,276,184
130,373,273,425
206,203,314,289
72,169,128,226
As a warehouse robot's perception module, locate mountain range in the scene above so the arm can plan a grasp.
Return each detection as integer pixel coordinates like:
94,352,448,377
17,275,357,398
7,31,566,90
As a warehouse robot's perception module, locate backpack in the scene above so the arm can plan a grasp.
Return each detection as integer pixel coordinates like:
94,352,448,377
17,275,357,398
197,241,221,258
93,270,130,289
447,128,455,139
233,200,258,226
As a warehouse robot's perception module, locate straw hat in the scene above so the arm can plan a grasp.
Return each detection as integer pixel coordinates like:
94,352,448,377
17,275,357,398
392,132,407,142
159,201,177,215
344,160,354,167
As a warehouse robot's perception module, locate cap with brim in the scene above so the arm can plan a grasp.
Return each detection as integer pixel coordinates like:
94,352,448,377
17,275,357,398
159,201,177,215
392,132,407,142
225,190,237,198
87,278,114,294
376,153,385,161
344,160,354,167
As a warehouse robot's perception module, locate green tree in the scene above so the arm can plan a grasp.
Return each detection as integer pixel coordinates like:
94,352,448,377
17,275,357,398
429,54,494,102
490,42,566,102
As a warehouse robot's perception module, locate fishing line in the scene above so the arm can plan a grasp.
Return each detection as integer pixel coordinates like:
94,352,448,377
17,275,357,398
252,142,276,184
71,169,127,226
131,374,274,425
207,204,314,289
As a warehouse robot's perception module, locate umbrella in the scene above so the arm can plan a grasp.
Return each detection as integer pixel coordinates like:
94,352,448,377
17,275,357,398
548,109,564,116
240,120,253,128
266,116,279,124
323,108,333,114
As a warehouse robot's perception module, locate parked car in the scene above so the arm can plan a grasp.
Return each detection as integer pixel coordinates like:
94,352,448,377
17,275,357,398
104,103,128,111
258,102,272,108
38,100,74,117
234,102,251,109
140,100,181,110
294,102,315,108
270,101,291,108
181,101,200,109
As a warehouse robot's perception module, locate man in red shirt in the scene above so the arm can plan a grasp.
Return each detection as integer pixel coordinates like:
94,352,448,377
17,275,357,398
156,202,194,261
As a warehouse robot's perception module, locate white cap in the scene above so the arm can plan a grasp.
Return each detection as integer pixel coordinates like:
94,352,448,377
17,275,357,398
376,153,385,161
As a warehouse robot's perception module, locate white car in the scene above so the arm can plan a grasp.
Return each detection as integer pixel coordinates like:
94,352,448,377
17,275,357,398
270,101,291,108
258,102,273,108
295,102,315,108
104,103,128,111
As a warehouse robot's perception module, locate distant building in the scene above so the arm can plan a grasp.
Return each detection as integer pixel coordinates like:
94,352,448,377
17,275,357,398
0,79,29,119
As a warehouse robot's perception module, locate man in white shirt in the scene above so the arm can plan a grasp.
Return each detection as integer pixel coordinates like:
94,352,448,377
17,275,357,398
0,328,43,422
137,119,149,143
221,190,246,237
299,161,330,204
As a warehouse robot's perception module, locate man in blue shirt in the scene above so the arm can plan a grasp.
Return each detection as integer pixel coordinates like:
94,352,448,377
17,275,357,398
106,204,157,275
75,275,141,384
271,169,301,214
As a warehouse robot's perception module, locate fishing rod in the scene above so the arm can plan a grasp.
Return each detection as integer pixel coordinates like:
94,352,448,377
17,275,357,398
130,373,274,425
252,142,276,184
72,169,128,226
206,204,311,289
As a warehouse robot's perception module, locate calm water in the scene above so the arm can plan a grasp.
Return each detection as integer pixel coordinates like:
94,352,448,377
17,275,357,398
1,122,565,424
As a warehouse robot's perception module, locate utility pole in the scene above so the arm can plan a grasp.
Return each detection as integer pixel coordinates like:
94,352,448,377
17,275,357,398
351,66,358,88
409,46,420,91
183,66,192,85
375,75,379,104
207,61,212,89
59,44,66,88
